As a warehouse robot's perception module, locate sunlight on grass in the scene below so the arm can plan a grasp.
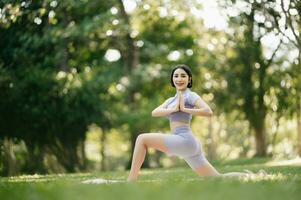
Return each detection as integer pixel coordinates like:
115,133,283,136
240,173,288,182
140,170,162,175
6,174,55,183
264,158,301,167
5,173,93,183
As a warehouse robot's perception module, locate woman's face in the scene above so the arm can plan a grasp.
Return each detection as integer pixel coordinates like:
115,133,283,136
172,68,190,91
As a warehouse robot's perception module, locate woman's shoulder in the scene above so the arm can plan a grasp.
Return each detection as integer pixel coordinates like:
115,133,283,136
187,90,201,104
188,89,200,97
165,97,174,102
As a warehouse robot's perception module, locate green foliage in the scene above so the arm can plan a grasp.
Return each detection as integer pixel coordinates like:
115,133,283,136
0,0,120,174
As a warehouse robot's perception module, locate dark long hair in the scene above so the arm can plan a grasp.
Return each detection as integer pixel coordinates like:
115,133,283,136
170,64,193,88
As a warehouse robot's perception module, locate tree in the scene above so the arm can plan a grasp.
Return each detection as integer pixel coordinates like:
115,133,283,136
0,0,118,174
262,0,301,155
215,0,286,156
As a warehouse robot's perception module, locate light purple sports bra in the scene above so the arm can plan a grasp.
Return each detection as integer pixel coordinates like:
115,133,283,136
165,89,201,123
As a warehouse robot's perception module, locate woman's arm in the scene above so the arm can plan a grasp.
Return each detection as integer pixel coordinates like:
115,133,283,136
179,93,213,117
151,97,179,117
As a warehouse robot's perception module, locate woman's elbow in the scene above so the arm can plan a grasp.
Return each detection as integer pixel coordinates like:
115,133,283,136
151,110,158,117
205,107,213,117
207,110,213,117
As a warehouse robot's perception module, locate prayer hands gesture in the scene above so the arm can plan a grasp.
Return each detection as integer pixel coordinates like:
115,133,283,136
173,91,185,112
179,91,185,111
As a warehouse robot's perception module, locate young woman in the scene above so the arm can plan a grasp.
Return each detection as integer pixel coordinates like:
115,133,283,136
127,64,261,182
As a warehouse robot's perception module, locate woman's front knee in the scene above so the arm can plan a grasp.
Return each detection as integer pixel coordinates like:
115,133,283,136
136,133,148,145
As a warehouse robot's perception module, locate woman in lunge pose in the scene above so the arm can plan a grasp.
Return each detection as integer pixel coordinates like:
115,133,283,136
127,64,262,182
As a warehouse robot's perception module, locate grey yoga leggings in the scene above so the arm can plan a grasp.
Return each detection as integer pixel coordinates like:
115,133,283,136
164,125,208,169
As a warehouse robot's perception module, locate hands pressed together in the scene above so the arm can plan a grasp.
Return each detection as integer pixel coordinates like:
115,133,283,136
173,91,186,112
152,90,213,117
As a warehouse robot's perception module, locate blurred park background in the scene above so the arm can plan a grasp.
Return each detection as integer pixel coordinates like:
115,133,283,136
0,0,300,177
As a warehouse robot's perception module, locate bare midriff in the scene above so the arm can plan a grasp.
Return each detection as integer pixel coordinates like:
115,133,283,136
170,121,190,131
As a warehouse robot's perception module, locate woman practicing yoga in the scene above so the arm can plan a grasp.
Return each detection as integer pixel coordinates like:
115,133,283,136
127,64,264,182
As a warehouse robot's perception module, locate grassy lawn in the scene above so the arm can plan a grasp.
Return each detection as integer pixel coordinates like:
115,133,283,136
0,158,300,200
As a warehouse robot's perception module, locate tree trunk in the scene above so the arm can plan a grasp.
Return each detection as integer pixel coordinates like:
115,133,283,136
153,151,163,168
2,138,18,176
63,144,79,172
49,139,80,173
25,142,46,174
207,117,216,160
298,91,301,156
271,115,281,151
254,126,266,157
100,130,106,171
61,146,78,172
78,140,87,170
297,52,301,156
117,0,139,74
117,0,143,170
126,134,137,170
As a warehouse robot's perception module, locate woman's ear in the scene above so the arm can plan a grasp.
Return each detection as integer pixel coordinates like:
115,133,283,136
188,77,192,88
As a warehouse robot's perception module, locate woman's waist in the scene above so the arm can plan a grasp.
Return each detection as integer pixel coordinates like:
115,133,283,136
168,111,192,121
170,122,192,134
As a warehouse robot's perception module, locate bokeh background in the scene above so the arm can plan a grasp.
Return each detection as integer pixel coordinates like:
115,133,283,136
0,0,300,176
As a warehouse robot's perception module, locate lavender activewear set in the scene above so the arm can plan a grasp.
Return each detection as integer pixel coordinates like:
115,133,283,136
163,89,207,169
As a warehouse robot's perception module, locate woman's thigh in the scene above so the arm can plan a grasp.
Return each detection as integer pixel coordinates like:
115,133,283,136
138,133,169,154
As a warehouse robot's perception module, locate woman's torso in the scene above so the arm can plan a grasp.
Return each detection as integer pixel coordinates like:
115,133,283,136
166,89,198,131
170,121,190,131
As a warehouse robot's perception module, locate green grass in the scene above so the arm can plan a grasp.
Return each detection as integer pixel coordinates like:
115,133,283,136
0,158,300,200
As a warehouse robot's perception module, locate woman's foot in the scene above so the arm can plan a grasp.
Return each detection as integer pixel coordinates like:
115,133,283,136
127,177,137,182
243,169,267,176
257,169,267,176
243,169,254,175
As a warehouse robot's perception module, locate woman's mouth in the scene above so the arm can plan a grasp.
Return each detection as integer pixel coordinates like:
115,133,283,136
176,83,185,87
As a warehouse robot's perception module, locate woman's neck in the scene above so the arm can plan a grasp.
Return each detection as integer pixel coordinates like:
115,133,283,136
176,88,189,93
